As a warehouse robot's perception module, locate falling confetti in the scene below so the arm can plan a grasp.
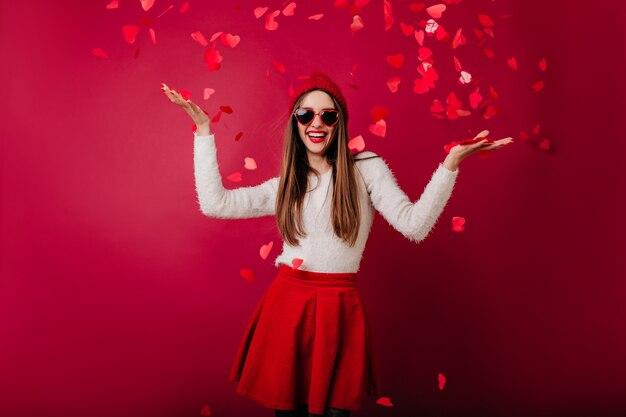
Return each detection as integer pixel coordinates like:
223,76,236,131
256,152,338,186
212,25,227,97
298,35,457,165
376,397,393,407
438,373,447,390
451,217,465,232
244,158,257,170
260,241,274,260
239,269,255,283
368,119,387,137
348,135,365,152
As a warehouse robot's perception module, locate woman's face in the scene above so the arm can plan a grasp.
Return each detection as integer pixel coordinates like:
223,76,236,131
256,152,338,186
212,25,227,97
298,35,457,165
295,90,338,158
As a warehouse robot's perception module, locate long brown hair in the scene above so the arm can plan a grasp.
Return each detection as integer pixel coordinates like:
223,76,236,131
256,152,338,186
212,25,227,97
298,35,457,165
275,91,361,247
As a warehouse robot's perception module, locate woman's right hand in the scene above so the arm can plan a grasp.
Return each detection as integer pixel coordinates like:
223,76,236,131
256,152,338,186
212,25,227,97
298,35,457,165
161,83,211,135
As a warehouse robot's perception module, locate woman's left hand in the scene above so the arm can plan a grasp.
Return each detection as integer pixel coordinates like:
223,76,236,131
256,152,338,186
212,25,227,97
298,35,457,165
444,130,514,171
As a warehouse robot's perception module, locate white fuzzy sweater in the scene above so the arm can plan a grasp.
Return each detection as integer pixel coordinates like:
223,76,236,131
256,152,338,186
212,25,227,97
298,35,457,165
193,132,459,273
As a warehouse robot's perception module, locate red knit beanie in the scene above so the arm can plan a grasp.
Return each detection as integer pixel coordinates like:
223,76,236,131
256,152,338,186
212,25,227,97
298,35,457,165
288,71,349,125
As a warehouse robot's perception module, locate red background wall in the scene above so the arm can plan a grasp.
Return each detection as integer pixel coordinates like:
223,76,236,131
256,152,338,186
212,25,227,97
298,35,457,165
1,1,625,416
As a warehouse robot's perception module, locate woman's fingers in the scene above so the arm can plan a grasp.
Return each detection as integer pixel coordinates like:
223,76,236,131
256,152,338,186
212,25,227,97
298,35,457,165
474,129,490,139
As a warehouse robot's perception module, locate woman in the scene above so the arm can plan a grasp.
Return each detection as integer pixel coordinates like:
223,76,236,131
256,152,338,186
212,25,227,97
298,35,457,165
161,72,512,417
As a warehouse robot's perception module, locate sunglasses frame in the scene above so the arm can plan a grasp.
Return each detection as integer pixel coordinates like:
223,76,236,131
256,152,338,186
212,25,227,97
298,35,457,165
292,107,341,128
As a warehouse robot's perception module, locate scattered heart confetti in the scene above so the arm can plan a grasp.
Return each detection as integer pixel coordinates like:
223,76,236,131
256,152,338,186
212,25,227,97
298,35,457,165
272,60,286,73
426,4,446,19
350,15,364,32
451,217,465,232
414,29,425,46
438,373,447,389
387,77,401,93
538,57,547,71
209,31,223,43
539,138,550,149
282,2,296,16
204,47,223,71
91,48,109,58
376,397,394,407
265,10,280,30
200,404,212,416
400,22,414,36
219,105,233,114
244,157,257,170
425,19,439,34
478,14,494,27
483,48,494,59
458,70,472,84
348,135,365,152
220,33,241,48
370,106,390,123
239,269,255,283
203,88,215,100
418,47,432,61
180,2,190,13
469,87,482,109
386,53,404,68
409,2,425,12
507,56,518,70
368,119,387,137
105,1,119,10
254,6,268,19
291,258,304,269
452,55,462,72
226,172,242,182
140,0,155,12
260,241,274,260
235,132,244,141
384,0,393,31
452,28,466,49
531,80,545,92
148,28,156,44
122,25,140,44
308,13,324,20
532,123,541,135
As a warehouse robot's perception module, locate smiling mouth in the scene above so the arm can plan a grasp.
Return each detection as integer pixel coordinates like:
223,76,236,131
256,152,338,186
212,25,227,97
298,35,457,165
307,132,327,143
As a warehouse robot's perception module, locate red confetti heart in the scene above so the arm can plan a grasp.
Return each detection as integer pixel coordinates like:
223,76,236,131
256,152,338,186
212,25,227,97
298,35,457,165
226,172,242,182
265,10,280,30
122,25,140,44
244,157,257,170
507,57,518,70
386,53,404,68
451,217,465,232
254,6,268,19
203,88,215,100
221,33,240,48
370,106,390,122
291,258,304,269
272,60,286,73
438,373,447,389
204,47,222,71
539,138,550,149
180,2,190,13
368,119,386,137
414,29,425,46
148,28,156,44
469,87,482,109
417,47,432,61
387,77,401,93
282,2,296,16
348,135,365,152
400,22,414,36
538,58,547,71
220,105,233,114
478,14,494,27
350,15,364,32
452,28,466,49
376,397,393,407
384,0,393,31
426,4,446,19
105,1,118,10
483,48,495,59
235,132,244,141
91,48,109,58
140,0,155,12
260,241,274,260
308,13,324,20
239,269,255,283
532,123,541,135
200,404,212,416
531,80,545,92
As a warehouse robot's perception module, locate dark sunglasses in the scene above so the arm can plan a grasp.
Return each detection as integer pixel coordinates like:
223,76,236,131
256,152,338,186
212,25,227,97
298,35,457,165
293,107,340,127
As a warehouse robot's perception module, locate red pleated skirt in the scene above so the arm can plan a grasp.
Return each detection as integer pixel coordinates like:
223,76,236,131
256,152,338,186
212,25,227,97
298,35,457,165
228,264,382,415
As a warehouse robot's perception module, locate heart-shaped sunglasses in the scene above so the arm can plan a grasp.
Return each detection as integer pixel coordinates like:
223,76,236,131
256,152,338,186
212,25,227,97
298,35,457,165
293,107,340,128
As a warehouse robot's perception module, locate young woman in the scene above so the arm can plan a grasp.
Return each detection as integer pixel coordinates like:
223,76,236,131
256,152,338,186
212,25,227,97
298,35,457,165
161,72,512,417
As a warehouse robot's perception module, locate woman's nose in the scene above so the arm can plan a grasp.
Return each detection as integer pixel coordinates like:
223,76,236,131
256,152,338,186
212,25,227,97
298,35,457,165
311,113,324,127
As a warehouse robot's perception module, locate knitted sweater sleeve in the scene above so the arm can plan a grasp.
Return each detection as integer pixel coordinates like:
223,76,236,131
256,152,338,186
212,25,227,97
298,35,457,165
364,155,459,243
193,132,279,219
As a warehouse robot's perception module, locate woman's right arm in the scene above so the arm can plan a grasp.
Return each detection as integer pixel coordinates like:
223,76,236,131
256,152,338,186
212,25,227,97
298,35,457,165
193,132,279,219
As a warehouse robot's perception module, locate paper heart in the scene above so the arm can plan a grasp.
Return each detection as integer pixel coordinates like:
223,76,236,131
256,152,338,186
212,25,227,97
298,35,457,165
122,25,140,44
209,31,223,43
370,106,390,123
91,48,109,59
418,47,432,61
350,15,364,32
539,58,547,71
244,157,257,170
507,57,518,70
140,0,155,12
260,241,274,260
265,10,280,30
282,2,296,16
368,119,386,137
191,31,208,46
452,28,466,48
438,372,447,389
451,217,465,232
414,29,425,46
387,77,401,93
222,33,240,48
200,404,212,416
458,71,472,85
204,47,222,71
532,123,541,135
308,13,324,20
203,88,215,100
539,138,550,149
239,269,255,283
532,80,545,93
106,1,119,10
291,258,303,269
254,6,268,19
469,87,482,109
272,60,286,73
386,53,404,69
425,19,439,34
376,397,393,407
426,4,446,19
478,14,494,27
400,22,414,36
348,135,365,152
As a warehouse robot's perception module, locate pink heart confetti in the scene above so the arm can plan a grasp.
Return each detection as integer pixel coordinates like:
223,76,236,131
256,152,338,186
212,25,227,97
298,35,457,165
265,10,280,30
105,1,119,10
483,49,495,59
239,269,255,283
244,157,257,170
414,29,425,46
507,57,518,70
539,138,550,149
350,15,364,32
425,19,439,34
452,28,466,49
122,25,140,44
418,47,432,61
426,4,446,19
282,2,296,16
291,258,304,269
386,53,404,68
203,88,215,100
91,48,109,58
254,6,268,19
204,47,223,71
384,0,393,31
376,397,393,407
469,87,482,109
370,106,390,122
180,2,190,13
220,105,233,114
538,58,547,71
148,28,156,44
348,135,365,152
409,3,425,13
308,13,324,20
532,123,541,135
478,14,494,27
451,216,465,232
531,80,545,92
438,373,447,389
400,22,414,36
260,241,274,260
220,33,240,48
209,31,223,43
272,60,286,73
387,76,401,93
368,119,386,137
140,0,155,12
226,172,242,182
